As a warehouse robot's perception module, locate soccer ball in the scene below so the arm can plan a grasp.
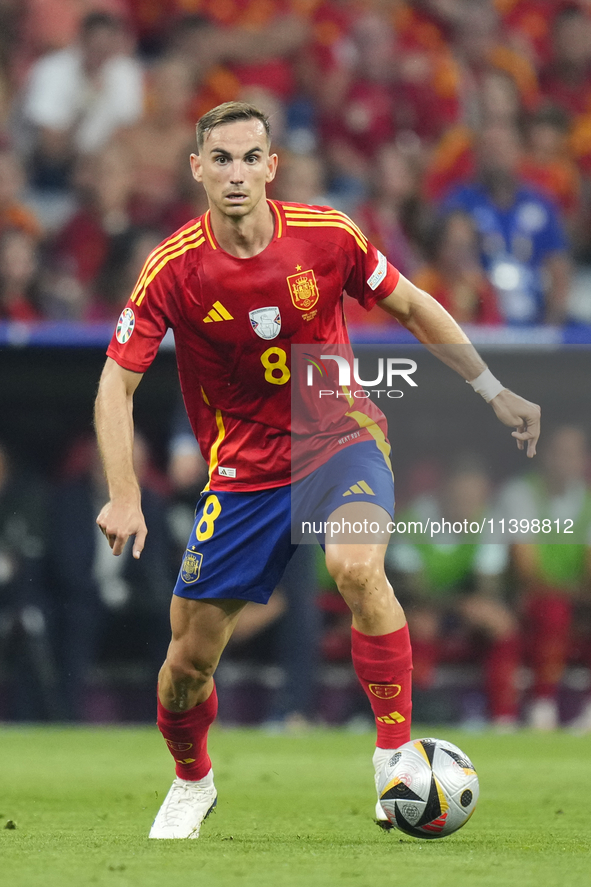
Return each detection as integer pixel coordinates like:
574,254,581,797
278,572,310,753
377,738,479,838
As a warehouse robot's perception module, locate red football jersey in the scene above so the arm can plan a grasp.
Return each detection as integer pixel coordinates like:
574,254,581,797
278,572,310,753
107,201,400,491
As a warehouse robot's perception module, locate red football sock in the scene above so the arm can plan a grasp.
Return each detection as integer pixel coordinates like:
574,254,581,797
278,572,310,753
351,623,413,749
526,593,572,699
484,635,520,721
157,684,218,781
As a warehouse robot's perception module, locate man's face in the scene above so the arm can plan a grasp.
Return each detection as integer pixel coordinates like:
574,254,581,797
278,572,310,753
477,125,521,182
190,119,277,219
81,24,121,73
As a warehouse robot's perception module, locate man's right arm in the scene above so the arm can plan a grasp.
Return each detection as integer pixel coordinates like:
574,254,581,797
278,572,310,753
94,357,147,558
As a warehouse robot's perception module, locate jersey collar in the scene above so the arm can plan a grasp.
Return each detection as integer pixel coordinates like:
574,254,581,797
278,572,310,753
202,200,284,254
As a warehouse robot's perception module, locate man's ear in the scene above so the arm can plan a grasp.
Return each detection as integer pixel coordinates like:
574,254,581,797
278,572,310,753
266,152,278,184
190,153,203,183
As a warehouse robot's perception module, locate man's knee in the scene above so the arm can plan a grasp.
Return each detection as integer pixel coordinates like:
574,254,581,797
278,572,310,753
326,552,391,615
162,650,216,694
326,551,383,595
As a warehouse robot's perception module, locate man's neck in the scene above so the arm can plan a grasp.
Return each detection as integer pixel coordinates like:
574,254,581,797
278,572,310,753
209,199,275,258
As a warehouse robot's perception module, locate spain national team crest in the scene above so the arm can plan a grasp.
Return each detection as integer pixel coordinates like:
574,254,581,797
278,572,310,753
369,683,401,700
116,307,135,344
181,549,203,584
287,269,320,310
249,306,281,340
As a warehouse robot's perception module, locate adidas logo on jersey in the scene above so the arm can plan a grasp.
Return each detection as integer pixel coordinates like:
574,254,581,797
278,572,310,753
343,480,375,497
204,301,234,323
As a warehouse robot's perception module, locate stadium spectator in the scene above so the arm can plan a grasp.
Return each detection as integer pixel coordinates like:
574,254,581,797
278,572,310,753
0,228,42,321
453,0,539,115
48,142,136,318
166,10,308,123
0,440,59,720
521,105,583,243
498,0,559,70
271,151,330,210
21,12,144,191
0,147,42,239
423,69,524,202
316,9,399,196
539,5,591,175
116,58,195,228
91,226,163,321
387,461,518,728
354,143,422,281
442,122,571,325
48,434,172,721
413,210,502,325
494,425,591,731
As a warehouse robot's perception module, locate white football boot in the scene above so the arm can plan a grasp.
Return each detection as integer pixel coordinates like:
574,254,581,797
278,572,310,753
149,770,217,839
373,747,396,830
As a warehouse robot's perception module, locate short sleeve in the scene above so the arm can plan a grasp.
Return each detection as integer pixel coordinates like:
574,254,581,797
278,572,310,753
107,265,175,373
343,225,400,311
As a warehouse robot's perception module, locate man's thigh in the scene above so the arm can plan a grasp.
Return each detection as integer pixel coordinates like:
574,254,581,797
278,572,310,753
173,486,297,605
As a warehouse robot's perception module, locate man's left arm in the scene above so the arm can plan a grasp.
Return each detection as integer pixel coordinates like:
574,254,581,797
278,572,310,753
376,274,541,457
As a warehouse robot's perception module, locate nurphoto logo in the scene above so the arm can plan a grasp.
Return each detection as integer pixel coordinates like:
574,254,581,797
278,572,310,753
304,354,418,399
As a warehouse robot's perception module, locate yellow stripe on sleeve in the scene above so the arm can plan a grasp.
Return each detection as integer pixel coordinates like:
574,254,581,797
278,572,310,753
285,220,368,252
284,208,367,243
130,222,202,303
134,237,205,306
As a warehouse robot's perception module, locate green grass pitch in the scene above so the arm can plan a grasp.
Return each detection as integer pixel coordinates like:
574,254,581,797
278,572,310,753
0,726,589,887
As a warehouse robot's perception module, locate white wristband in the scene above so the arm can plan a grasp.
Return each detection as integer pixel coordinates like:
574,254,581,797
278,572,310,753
467,368,505,402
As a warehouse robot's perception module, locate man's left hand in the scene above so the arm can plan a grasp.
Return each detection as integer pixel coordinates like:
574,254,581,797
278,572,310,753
490,389,541,457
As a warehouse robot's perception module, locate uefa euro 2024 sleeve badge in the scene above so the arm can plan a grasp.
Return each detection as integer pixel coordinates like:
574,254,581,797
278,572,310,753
116,307,135,344
249,307,281,340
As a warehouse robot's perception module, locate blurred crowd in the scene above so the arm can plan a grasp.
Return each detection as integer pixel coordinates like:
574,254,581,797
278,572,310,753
0,0,591,326
1,0,591,730
1,420,590,731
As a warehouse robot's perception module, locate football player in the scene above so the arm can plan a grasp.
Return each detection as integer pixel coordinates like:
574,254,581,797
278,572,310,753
95,102,540,838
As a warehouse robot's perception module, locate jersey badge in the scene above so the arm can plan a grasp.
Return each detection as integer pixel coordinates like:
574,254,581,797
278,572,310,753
116,307,135,344
367,251,387,291
249,306,281,340
287,269,319,310
181,549,203,584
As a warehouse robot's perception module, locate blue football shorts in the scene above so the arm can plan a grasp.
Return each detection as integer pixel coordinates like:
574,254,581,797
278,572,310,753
173,439,394,604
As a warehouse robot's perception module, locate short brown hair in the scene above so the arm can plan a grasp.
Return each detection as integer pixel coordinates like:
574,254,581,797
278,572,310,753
196,101,271,153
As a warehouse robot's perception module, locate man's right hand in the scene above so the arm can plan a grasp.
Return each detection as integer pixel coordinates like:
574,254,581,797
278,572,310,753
96,499,148,558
